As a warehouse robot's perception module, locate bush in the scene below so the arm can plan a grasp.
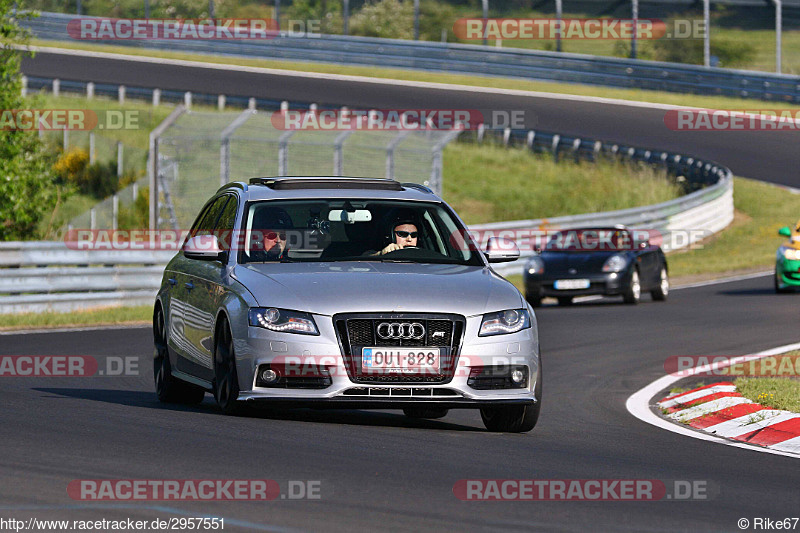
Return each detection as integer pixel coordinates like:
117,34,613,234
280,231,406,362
53,147,141,199
349,0,414,39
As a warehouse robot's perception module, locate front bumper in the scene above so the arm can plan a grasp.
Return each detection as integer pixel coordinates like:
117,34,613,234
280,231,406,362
777,258,800,286
524,271,632,298
235,314,540,406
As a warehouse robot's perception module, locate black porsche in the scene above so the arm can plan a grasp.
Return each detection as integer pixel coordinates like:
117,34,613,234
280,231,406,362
522,226,669,306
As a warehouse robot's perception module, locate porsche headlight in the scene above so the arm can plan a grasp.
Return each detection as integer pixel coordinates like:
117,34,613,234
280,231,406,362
479,309,531,337
526,256,545,275
781,247,800,261
249,308,319,335
602,254,628,273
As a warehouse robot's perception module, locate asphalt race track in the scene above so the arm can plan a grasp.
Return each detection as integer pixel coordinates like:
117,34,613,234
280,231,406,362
1,276,798,532
10,48,800,532
20,50,800,187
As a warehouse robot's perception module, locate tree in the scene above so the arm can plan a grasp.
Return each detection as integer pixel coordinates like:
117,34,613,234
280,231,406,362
0,1,59,240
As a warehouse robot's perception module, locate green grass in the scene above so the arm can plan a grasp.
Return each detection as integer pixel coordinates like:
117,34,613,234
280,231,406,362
736,376,800,413
0,305,152,331
30,39,800,112
667,177,796,277
443,142,681,224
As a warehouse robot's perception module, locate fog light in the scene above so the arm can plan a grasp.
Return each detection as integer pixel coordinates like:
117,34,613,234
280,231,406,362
260,369,278,383
511,369,525,384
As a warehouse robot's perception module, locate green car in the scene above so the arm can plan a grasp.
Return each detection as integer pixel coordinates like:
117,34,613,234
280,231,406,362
775,225,800,293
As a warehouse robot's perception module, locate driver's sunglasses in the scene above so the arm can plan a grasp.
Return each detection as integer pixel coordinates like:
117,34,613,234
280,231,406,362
395,230,418,239
265,231,286,240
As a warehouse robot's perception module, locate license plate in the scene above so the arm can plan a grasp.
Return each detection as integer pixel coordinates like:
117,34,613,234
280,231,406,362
554,279,590,290
362,348,441,373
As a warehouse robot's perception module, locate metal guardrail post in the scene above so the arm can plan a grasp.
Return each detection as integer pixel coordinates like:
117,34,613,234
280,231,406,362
551,134,560,162
89,132,95,164
149,105,186,230
52,78,59,97
86,82,94,99
118,85,125,105
184,92,192,109
152,89,160,107
218,94,226,110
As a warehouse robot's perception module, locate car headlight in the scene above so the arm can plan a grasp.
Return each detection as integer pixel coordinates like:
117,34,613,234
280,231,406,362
781,247,800,261
602,254,628,272
248,308,319,335
479,309,531,337
526,256,545,275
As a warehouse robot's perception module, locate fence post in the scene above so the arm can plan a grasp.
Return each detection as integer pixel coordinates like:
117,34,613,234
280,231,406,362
52,78,60,97
503,127,511,146
86,82,94,100
90,208,96,231
20,75,26,97
63,128,69,150
278,131,294,176
477,123,485,144
117,142,124,177
218,94,226,110
89,132,96,164
118,85,126,105
112,194,119,230
248,97,256,110
526,130,535,149
219,109,256,186
149,105,187,230
184,91,192,109
152,88,161,107
333,112,353,177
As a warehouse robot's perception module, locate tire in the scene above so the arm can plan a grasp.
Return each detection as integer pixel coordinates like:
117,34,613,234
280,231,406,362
650,267,669,301
153,306,205,405
775,268,793,294
213,318,244,415
557,296,573,306
526,293,542,307
403,407,449,419
623,269,641,304
480,362,542,433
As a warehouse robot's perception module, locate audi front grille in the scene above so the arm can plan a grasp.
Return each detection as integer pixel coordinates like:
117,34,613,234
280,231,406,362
333,313,465,384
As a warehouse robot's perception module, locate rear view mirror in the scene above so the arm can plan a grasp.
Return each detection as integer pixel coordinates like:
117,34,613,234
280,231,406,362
779,226,792,238
328,209,372,224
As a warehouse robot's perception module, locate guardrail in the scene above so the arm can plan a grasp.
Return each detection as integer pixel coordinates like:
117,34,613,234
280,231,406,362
0,126,732,313
23,11,800,102
467,127,733,276
0,242,175,314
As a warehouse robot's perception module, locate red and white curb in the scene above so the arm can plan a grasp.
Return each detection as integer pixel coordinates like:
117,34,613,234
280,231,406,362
658,382,800,455
626,341,800,459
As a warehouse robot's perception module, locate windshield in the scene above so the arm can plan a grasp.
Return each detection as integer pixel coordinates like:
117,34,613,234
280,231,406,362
236,199,485,266
544,228,633,252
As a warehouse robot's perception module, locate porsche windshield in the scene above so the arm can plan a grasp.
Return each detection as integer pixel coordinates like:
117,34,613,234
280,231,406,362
236,199,485,266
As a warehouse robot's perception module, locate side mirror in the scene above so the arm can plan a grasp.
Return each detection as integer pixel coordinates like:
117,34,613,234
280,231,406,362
184,234,227,262
484,237,520,263
779,226,792,238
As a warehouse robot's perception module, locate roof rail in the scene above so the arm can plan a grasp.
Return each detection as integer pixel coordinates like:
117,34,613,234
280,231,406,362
248,176,403,191
400,182,434,194
217,181,248,193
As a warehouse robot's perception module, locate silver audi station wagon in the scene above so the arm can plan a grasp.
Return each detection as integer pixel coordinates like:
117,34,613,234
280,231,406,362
153,177,541,432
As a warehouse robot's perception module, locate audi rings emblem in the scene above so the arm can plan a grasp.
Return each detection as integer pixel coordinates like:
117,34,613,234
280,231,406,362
377,322,425,340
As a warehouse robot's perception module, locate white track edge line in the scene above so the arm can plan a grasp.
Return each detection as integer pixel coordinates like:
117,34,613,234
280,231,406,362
626,341,800,459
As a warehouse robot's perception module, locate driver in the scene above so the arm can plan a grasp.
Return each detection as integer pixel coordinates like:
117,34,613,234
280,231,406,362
378,220,419,255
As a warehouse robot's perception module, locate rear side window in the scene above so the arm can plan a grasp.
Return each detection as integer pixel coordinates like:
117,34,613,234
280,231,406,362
193,196,230,235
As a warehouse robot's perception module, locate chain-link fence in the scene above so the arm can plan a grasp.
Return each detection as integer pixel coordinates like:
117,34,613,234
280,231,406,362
153,108,462,230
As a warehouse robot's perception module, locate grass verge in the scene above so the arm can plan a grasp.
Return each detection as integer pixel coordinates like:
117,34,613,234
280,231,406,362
736,374,800,413
0,305,152,331
30,39,800,112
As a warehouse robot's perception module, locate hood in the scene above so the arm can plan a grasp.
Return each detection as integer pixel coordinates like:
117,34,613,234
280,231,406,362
233,261,522,317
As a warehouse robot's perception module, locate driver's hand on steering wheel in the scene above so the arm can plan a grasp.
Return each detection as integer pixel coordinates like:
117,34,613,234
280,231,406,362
379,243,402,255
